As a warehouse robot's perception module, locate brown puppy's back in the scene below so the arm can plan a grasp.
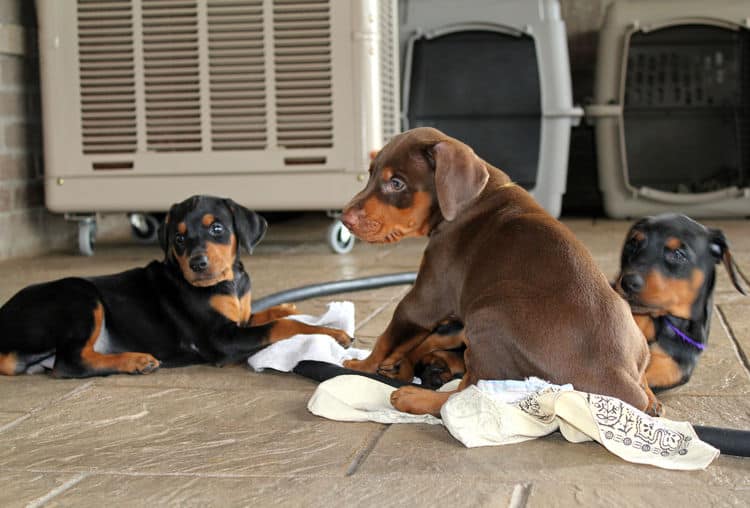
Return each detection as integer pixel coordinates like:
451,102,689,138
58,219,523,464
427,171,649,405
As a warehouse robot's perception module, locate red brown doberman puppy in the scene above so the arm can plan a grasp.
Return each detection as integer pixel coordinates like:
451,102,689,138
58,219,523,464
340,127,660,417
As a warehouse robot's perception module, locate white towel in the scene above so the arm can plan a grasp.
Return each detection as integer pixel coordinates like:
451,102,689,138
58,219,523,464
308,375,720,470
247,301,370,372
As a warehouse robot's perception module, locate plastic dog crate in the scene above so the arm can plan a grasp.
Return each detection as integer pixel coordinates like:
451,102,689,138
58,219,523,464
36,0,400,254
399,0,582,218
588,0,750,218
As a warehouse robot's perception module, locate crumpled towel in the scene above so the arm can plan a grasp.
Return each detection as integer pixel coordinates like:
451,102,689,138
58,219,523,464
247,301,370,372
308,375,719,470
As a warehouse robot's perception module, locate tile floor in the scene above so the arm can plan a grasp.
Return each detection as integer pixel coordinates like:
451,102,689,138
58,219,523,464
0,214,749,507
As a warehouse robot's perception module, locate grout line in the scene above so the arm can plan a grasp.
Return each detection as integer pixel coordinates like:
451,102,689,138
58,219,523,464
25,472,89,508
354,286,409,334
0,413,31,433
715,305,750,378
507,483,532,508
345,425,388,477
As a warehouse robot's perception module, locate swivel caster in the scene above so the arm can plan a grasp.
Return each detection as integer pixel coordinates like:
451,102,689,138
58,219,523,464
77,217,97,257
128,213,160,244
327,219,355,254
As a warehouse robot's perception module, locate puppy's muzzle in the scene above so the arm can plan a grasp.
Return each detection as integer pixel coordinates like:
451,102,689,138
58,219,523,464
189,253,210,273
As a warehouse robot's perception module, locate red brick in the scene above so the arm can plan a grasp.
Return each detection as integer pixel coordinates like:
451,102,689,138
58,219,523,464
0,154,30,180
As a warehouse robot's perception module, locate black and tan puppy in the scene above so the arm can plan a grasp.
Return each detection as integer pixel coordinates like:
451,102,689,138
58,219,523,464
614,213,747,390
0,195,351,378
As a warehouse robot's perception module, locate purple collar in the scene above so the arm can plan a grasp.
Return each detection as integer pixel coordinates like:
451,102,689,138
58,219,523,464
663,317,705,351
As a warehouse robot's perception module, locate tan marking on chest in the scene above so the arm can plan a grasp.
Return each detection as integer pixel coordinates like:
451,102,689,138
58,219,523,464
211,291,251,325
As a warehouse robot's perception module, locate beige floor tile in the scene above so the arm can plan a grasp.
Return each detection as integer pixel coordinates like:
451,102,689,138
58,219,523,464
0,376,91,413
43,473,516,508
360,423,750,487
92,365,317,392
0,471,82,508
0,384,380,476
526,482,750,508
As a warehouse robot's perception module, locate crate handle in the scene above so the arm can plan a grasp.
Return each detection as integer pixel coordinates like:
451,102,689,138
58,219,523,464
583,104,622,118
636,186,747,204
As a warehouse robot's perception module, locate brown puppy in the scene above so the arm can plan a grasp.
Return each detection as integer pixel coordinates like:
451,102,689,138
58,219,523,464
341,127,660,417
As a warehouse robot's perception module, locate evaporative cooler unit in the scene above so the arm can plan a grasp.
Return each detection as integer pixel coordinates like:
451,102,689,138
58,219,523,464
588,0,750,218
399,0,582,218
35,0,400,254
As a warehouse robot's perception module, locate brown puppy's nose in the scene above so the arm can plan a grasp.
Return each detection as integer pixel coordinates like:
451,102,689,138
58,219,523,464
189,254,210,273
620,272,644,295
340,209,359,231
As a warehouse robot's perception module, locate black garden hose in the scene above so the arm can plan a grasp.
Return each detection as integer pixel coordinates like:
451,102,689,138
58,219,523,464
253,272,417,311
255,271,750,457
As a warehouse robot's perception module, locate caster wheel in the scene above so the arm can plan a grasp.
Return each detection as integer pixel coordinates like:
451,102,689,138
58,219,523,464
327,219,354,254
78,219,97,256
129,213,160,244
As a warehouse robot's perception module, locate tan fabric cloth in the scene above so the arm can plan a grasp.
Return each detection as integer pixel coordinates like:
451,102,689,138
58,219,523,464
308,376,719,470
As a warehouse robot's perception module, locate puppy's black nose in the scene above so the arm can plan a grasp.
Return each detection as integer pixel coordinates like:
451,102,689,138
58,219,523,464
620,273,644,295
189,254,209,273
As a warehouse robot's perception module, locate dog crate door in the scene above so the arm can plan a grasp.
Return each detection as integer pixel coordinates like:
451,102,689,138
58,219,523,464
622,24,749,197
404,29,541,189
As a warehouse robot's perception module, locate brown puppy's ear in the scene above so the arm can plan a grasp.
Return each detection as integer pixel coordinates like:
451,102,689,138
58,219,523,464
431,139,489,221
224,199,268,254
709,229,748,295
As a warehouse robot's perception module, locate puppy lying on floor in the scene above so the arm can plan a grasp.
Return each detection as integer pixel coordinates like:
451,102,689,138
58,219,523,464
340,127,660,417
614,213,747,390
0,195,351,378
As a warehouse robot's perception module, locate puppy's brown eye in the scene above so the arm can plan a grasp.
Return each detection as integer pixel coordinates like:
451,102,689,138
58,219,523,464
388,177,405,192
174,233,185,246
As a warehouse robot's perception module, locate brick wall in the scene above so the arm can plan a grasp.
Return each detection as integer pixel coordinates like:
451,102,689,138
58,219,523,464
0,1,74,259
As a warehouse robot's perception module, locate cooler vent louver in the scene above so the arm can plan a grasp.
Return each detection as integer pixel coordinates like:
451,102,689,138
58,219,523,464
141,0,202,152
272,0,333,149
207,0,267,151
77,0,137,155
378,0,397,143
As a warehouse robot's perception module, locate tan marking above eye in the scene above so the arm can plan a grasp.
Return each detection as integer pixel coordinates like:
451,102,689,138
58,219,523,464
665,237,682,250
202,214,215,227
177,222,187,234
381,167,394,181
630,230,645,242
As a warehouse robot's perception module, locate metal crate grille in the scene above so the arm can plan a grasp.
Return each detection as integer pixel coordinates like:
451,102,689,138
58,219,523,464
378,0,397,144
207,0,267,151
142,0,202,152
272,0,333,149
77,0,137,154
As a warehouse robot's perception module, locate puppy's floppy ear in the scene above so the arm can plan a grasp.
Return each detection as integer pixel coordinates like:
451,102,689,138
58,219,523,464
430,139,489,221
158,204,177,255
224,199,268,254
709,228,747,295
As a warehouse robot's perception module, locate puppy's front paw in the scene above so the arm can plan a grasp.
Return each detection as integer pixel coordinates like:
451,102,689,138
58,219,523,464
326,328,352,348
122,353,160,374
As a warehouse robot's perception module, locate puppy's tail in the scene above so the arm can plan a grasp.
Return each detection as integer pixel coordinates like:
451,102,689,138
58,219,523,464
694,426,750,456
